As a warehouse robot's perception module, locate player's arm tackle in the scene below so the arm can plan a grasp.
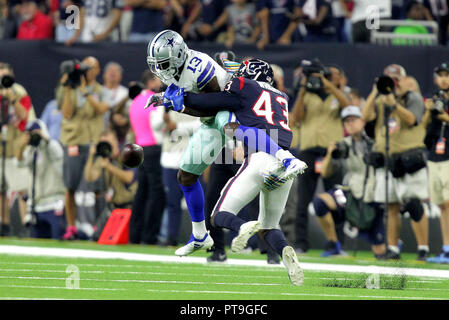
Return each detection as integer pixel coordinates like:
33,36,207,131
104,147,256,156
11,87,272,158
163,83,307,187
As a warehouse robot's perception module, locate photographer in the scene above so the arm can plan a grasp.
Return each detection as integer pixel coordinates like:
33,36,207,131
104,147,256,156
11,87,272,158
362,64,429,261
291,59,350,253
312,106,386,259
424,63,449,264
84,130,137,210
57,57,110,240
15,120,66,239
0,62,32,235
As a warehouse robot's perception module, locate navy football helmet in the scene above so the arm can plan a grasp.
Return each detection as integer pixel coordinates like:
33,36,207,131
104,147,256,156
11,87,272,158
233,59,274,86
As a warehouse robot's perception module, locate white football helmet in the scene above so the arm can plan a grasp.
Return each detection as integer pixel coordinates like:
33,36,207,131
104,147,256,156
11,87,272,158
146,30,188,82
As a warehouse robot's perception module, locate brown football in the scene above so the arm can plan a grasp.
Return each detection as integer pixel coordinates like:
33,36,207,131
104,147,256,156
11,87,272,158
120,143,144,168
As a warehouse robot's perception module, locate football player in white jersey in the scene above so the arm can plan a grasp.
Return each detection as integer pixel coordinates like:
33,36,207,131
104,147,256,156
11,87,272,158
146,30,304,256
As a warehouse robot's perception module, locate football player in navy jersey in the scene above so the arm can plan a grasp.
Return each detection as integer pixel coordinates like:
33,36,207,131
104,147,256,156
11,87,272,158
163,59,306,286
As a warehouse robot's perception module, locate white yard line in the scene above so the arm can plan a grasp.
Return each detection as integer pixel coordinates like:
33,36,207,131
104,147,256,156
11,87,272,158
144,289,445,300
1,245,449,279
0,284,124,291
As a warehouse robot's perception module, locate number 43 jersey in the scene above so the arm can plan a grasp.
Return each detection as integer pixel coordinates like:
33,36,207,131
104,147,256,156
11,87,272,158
162,49,231,93
226,76,293,150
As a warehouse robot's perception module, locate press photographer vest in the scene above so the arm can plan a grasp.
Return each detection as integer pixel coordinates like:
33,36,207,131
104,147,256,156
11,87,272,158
373,95,426,156
299,92,343,150
58,83,105,146
0,83,30,158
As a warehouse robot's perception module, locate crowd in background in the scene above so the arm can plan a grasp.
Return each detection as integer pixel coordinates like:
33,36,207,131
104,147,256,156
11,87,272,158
0,50,449,264
1,0,449,47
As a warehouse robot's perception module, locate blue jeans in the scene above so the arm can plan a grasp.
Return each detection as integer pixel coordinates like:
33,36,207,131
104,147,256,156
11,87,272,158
162,167,184,242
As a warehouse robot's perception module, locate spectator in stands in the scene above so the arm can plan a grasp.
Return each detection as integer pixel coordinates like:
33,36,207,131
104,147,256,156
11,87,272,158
291,60,350,252
345,0,392,43
402,0,446,45
40,96,63,141
393,1,432,45
169,0,201,39
0,0,20,39
312,106,386,258
84,130,137,209
332,0,350,42
223,0,260,48
256,0,297,49
423,62,449,263
297,0,337,42
54,0,85,46
126,0,166,42
151,101,200,246
128,70,165,244
57,56,110,240
195,0,228,41
81,0,124,42
102,62,128,129
362,64,429,261
0,62,32,236
15,120,66,239
17,0,53,40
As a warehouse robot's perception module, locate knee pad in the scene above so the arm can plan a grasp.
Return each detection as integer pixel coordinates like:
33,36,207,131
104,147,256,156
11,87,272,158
404,198,424,222
313,197,330,218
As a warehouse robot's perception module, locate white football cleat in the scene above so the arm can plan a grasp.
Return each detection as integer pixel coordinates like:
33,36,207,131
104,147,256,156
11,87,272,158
282,246,304,286
175,233,214,256
279,158,308,181
231,221,261,253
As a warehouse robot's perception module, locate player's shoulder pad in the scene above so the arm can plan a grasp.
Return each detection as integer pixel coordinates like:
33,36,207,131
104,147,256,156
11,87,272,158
224,76,247,94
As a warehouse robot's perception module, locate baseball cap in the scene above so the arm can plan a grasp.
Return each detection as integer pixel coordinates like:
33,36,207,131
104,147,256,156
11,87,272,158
434,62,449,74
383,64,407,80
341,106,362,120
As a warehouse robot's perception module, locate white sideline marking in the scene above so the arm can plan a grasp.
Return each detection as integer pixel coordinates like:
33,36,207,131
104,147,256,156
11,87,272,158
0,275,285,286
144,289,445,300
0,284,124,291
1,245,449,279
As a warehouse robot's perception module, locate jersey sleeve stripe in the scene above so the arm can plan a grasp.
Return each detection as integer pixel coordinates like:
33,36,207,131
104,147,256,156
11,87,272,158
197,61,212,85
198,66,215,89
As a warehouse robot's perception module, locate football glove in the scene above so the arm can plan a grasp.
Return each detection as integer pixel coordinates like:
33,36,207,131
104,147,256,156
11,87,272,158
163,83,185,112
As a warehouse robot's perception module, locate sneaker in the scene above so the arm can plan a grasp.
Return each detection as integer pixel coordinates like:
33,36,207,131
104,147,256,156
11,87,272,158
175,233,214,256
384,249,401,260
427,252,449,264
207,251,227,263
267,250,280,264
62,226,78,240
281,246,304,286
231,221,261,253
417,249,430,261
321,241,342,257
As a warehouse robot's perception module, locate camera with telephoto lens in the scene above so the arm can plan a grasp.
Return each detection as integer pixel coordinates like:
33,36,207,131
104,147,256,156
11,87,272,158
301,58,330,94
431,89,449,115
96,141,112,158
128,81,144,100
331,141,349,159
0,75,15,89
376,75,396,95
29,132,42,147
60,59,90,89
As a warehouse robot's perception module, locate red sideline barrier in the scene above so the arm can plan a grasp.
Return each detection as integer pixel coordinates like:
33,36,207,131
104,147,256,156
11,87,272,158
98,209,131,245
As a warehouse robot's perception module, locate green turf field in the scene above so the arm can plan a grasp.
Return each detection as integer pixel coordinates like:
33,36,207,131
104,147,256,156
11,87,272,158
0,238,448,300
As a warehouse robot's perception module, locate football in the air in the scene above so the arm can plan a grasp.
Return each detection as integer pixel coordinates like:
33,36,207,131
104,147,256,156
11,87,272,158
120,143,144,168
